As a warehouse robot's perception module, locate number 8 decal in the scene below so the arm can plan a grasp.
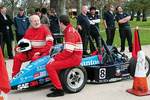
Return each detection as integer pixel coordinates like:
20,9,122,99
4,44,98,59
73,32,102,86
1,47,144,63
99,68,106,79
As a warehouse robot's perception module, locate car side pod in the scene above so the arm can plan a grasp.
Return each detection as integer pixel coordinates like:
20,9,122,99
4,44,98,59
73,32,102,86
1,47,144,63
127,51,150,96
10,55,51,89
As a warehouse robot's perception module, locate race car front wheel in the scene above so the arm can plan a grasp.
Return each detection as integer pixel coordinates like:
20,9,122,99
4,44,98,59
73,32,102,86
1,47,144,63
128,56,150,77
60,66,87,93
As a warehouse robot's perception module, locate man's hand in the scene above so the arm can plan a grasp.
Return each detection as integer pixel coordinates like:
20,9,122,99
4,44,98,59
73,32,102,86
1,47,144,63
31,52,41,61
15,46,21,53
118,16,131,24
77,25,82,30
34,52,41,56
89,20,95,25
103,20,107,29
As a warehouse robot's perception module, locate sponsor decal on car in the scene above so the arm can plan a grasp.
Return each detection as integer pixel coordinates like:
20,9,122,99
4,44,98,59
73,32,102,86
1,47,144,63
38,79,45,84
29,81,39,87
34,73,40,78
109,78,122,82
98,78,122,83
40,71,47,77
34,71,47,79
115,69,121,76
98,79,109,83
17,83,29,90
81,55,100,66
45,77,50,82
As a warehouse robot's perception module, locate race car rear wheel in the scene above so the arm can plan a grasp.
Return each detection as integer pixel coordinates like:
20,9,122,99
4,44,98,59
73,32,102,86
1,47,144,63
128,56,150,77
60,66,87,93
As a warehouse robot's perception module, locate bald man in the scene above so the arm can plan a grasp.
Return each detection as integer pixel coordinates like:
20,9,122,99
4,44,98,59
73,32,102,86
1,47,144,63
77,5,90,55
12,15,53,77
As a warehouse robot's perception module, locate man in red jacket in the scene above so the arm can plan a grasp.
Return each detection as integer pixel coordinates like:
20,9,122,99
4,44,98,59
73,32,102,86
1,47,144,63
46,15,83,97
12,15,53,77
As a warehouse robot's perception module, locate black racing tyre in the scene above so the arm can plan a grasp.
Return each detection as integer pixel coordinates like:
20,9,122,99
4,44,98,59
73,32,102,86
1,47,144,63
128,56,150,77
60,66,87,93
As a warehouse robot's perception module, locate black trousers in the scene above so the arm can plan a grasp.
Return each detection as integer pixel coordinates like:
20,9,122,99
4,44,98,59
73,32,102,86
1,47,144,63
2,31,13,58
90,30,101,53
0,32,2,47
78,29,90,54
119,27,132,52
106,27,116,46
16,34,24,42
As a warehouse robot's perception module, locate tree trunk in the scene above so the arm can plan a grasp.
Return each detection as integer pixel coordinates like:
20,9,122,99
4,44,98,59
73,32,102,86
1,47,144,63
82,0,87,5
77,0,82,16
50,0,59,14
58,0,67,15
136,10,141,21
87,0,91,6
142,9,147,22
11,1,15,19
90,0,94,6
130,10,135,21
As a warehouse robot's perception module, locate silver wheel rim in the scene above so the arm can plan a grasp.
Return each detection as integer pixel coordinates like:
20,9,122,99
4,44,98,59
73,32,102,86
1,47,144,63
67,68,84,89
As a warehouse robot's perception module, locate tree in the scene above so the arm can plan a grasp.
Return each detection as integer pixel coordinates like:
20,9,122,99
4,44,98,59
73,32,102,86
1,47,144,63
59,0,67,15
50,0,67,16
1,0,20,18
126,0,150,21
76,0,82,15
50,0,59,13
140,0,150,21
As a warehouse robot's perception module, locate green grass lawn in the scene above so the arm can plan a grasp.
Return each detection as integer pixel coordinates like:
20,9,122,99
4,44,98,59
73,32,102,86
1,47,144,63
130,18,150,28
71,18,150,47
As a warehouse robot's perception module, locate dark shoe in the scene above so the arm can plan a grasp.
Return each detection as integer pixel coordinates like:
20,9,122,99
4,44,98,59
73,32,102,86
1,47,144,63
83,52,89,55
129,49,132,52
9,56,13,59
120,49,124,52
49,87,56,91
46,89,64,97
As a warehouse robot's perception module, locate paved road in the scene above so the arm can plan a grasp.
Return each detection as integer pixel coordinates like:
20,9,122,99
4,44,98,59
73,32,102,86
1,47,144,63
4,45,150,100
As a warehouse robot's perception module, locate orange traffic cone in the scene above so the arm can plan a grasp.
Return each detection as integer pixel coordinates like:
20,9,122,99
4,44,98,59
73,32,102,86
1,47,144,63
0,96,4,100
0,91,4,100
127,50,150,96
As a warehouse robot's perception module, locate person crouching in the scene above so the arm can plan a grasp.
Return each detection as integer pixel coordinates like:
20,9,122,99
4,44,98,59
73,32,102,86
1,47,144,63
46,15,83,97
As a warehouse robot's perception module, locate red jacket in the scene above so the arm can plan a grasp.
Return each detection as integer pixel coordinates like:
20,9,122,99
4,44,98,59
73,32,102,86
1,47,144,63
24,24,53,55
54,24,83,61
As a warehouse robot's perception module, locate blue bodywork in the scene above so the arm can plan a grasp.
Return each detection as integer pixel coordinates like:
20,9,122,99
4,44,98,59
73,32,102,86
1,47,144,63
10,44,130,90
10,54,101,87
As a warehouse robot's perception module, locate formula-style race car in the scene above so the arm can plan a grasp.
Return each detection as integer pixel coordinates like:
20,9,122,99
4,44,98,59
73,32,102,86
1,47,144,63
10,26,150,93
10,43,150,93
